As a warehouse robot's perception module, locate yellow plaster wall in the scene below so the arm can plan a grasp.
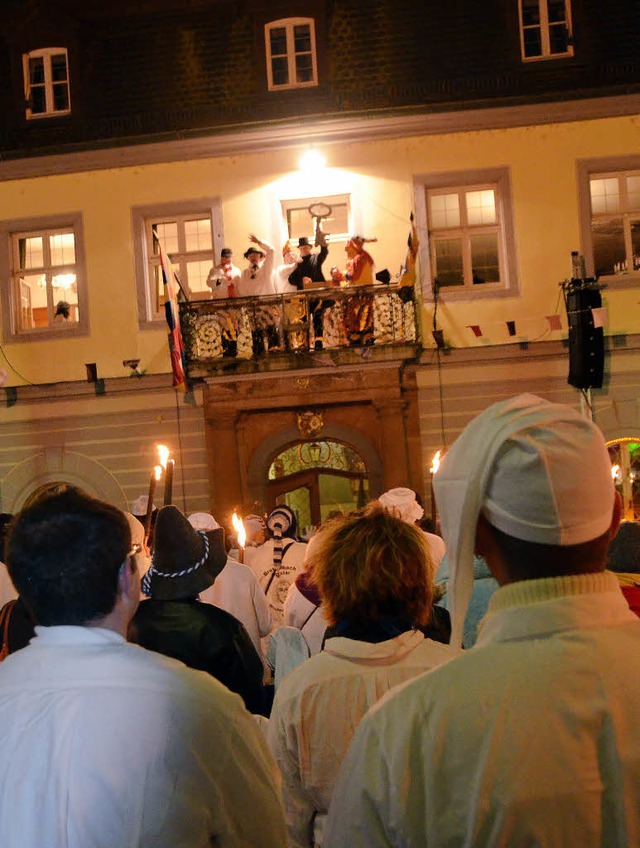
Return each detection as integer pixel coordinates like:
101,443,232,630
0,112,639,386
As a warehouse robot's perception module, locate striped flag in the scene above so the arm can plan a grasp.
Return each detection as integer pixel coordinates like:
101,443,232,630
153,231,187,392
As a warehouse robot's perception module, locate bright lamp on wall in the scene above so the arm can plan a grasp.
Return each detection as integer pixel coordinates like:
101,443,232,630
299,148,326,171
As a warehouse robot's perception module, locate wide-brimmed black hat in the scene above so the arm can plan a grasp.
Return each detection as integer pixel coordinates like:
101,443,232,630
298,237,310,247
141,505,226,600
243,246,266,259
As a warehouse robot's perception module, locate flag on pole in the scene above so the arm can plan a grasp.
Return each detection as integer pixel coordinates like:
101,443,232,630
398,213,419,303
154,231,187,392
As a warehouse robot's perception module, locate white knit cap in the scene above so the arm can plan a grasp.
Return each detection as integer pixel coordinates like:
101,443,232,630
188,512,220,532
433,394,615,648
131,494,152,516
378,487,424,524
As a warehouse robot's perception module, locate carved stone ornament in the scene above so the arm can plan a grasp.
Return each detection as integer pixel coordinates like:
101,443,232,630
296,410,324,439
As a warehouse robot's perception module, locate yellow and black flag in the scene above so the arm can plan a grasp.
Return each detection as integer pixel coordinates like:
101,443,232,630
398,212,418,302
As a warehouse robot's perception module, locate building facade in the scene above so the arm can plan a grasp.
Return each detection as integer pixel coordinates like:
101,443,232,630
0,0,639,528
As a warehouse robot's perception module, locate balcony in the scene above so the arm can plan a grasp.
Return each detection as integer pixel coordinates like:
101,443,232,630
180,283,420,376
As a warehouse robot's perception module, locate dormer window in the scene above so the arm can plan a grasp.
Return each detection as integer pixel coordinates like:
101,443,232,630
265,18,317,91
519,0,573,61
23,48,70,119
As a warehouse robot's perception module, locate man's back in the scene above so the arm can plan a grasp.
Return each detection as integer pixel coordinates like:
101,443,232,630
325,574,640,847
0,625,286,848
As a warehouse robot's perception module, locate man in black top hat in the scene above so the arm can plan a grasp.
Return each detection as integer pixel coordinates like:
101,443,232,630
288,226,330,350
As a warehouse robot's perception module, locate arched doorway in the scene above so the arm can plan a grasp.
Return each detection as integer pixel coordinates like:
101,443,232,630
266,439,369,536
607,437,640,520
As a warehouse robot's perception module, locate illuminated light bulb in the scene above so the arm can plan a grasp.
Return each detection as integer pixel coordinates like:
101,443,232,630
299,148,325,171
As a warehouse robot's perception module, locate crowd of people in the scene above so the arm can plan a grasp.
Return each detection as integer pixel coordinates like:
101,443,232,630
0,393,639,846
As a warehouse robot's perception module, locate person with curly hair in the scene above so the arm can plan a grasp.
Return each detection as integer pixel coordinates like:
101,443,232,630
267,502,460,848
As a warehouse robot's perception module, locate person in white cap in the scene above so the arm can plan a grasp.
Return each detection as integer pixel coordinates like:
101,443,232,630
189,512,272,663
247,506,307,641
324,394,640,848
378,486,446,570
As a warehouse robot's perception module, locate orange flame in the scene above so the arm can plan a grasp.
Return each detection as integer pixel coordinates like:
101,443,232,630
157,445,170,469
232,512,246,549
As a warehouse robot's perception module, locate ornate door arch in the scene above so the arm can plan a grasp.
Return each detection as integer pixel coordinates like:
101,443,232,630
266,439,369,535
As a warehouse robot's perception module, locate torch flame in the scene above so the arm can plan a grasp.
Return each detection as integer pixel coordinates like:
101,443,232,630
430,450,442,475
611,464,620,480
154,465,162,481
157,444,170,469
232,512,246,549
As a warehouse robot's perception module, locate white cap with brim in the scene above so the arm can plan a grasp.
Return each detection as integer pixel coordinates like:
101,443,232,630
433,394,615,649
378,487,424,524
188,512,220,532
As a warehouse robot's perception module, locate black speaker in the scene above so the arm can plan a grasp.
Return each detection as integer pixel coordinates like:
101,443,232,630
566,286,604,389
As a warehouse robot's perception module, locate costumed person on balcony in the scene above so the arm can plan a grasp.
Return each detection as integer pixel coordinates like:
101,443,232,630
206,247,241,300
238,234,280,354
344,235,375,286
237,234,276,298
276,240,310,350
343,235,376,346
288,221,330,350
273,240,299,294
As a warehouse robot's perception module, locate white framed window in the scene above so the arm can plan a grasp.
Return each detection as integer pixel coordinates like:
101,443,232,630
281,194,350,244
589,172,640,279
519,0,573,61
0,214,88,342
265,18,318,91
23,48,71,119
132,199,223,326
578,157,640,284
415,168,519,300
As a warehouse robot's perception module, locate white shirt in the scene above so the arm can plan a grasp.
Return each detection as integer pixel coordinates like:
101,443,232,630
247,539,308,632
199,556,272,659
236,245,276,298
283,581,329,656
268,630,460,848
324,572,640,848
0,625,287,848
207,261,241,300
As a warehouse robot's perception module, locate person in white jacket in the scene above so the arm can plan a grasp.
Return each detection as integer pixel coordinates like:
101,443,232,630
0,488,286,848
324,394,640,848
189,512,272,662
268,504,460,848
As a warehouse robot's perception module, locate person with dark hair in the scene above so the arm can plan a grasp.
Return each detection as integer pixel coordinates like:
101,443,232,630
131,505,266,714
0,489,286,847
607,519,640,617
268,503,460,847
325,395,640,848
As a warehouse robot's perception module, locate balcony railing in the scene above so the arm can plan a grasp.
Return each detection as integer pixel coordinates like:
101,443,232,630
180,283,419,374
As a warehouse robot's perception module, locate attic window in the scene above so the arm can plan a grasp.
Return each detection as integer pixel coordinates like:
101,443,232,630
23,48,71,119
265,18,318,91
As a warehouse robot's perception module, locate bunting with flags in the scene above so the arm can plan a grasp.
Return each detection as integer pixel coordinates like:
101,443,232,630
154,231,188,392
398,213,419,303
